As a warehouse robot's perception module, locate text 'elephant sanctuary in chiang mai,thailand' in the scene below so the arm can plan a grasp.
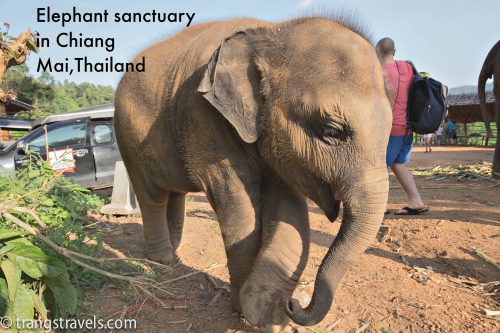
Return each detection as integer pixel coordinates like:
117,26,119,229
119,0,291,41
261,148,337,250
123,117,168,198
115,16,392,332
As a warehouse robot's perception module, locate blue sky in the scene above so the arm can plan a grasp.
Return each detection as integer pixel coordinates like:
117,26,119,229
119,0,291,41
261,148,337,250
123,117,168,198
1,0,498,88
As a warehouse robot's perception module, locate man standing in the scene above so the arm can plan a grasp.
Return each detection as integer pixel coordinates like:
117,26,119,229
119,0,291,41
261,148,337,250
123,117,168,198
435,125,444,145
446,119,457,145
376,37,428,215
423,133,433,152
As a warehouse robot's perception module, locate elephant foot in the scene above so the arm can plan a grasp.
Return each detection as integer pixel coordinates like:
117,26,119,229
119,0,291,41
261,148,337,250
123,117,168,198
145,246,178,265
239,278,291,332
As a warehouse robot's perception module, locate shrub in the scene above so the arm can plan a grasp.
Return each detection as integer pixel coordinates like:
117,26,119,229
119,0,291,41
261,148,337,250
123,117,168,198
0,155,104,330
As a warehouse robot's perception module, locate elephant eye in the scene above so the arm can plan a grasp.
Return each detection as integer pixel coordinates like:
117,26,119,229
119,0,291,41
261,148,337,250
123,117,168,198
322,125,340,137
320,121,350,144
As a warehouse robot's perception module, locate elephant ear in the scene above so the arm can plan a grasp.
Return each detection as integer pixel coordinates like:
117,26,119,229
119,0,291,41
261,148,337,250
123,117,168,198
198,31,262,143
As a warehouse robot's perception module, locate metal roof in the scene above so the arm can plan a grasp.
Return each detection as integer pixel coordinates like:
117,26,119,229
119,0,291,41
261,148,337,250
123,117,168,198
0,118,33,130
3,99,35,110
447,92,496,124
31,104,115,127
447,91,495,106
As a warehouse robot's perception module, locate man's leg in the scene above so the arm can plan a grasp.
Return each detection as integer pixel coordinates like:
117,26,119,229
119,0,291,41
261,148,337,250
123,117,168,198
385,135,402,214
424,136,431,152
391,162,425,210
391,134,426,212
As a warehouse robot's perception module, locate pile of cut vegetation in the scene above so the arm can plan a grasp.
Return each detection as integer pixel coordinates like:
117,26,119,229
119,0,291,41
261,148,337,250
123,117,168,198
412,162,494,181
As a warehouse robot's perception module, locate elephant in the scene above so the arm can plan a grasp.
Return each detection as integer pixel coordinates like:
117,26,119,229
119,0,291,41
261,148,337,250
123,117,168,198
478,40,500,179
115,17,391,331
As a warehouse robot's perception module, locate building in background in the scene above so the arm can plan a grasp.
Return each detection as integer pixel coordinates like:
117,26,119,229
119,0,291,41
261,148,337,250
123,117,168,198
446,91,496,146
0,98,34,148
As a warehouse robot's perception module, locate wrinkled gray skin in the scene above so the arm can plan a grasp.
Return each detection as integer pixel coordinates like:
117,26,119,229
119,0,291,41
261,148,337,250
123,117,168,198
115,17,391,331
478,40,500,179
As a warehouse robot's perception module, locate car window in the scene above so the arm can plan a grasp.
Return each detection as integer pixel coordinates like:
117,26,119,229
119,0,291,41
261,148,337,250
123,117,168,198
28,123,87,152
92,124,113,144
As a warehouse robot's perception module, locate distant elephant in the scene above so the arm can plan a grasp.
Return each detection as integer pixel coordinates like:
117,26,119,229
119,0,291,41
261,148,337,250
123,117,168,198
115,17,391,331
478,40,500,178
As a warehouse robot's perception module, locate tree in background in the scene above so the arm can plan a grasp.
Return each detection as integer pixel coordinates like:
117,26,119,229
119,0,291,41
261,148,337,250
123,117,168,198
0,23,38,116
1,64,115,118
2,65,55,109
0,24,113,118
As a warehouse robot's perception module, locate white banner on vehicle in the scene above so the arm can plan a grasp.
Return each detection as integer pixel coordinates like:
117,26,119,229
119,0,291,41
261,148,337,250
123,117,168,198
48,148,75,173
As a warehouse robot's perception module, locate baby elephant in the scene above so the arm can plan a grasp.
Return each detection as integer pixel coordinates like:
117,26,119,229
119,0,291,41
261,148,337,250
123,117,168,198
115,16,391,332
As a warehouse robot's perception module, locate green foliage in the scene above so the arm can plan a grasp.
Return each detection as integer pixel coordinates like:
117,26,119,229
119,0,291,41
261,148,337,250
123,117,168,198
25,38,39,54
455,122,497,147
1,156,103,229
1,65,55,111
5,130,28,140
33,79,115,118
1,64,115,118
0,155,105,328
0,231,76,329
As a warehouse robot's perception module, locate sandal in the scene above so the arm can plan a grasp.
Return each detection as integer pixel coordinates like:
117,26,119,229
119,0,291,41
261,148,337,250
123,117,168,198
394,207,429,215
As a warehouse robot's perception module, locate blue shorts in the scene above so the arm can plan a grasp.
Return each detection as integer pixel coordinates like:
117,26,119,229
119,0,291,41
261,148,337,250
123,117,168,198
386,135,413,167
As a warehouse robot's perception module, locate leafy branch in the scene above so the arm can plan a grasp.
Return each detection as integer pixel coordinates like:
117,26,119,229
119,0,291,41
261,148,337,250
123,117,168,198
0,156,223,331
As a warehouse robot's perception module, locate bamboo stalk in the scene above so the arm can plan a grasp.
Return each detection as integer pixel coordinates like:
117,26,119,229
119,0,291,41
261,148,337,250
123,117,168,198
470,247,500,271
156,263,224,286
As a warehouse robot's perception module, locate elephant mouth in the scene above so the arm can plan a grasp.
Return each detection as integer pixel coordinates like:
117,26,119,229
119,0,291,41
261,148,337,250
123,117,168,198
325,200,341,222
325,188,341,222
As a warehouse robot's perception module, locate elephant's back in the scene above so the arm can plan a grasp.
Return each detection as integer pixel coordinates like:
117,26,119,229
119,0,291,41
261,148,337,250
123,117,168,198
114,18,272,192
115,18,273,149
139,18,271,97
116,18,272,124
144,18,271,68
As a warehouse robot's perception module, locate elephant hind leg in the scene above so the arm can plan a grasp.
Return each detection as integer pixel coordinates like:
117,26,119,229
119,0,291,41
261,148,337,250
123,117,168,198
167,191,187,259
135,187,176,265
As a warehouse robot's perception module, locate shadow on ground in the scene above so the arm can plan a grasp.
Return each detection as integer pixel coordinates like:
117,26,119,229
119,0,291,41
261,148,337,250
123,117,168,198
309,228,499,283
83,219,259,333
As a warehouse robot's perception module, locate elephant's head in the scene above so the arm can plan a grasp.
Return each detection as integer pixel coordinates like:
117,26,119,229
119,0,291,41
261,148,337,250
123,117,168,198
198,17,391,326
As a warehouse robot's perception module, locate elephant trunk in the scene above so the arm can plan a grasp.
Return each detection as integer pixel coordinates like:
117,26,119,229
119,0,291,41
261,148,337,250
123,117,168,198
478,65,492,136
286,167,388,326
478,41,500,137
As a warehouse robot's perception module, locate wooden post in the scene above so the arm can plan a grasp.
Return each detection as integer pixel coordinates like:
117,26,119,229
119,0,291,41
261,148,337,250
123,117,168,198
0,101,5,117
464,121,468,145
485,115,490,146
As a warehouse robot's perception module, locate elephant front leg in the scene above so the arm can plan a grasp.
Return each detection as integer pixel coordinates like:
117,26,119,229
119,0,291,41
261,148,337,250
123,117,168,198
240,179,309,332
493,81,500,178
203,175,261,313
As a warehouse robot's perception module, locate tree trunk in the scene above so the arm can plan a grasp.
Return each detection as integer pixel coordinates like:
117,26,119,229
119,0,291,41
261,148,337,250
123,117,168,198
0,101,6,117
0,29,35,110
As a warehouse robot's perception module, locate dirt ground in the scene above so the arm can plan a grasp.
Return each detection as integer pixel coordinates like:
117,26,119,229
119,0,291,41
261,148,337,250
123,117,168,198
89,146,499,333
